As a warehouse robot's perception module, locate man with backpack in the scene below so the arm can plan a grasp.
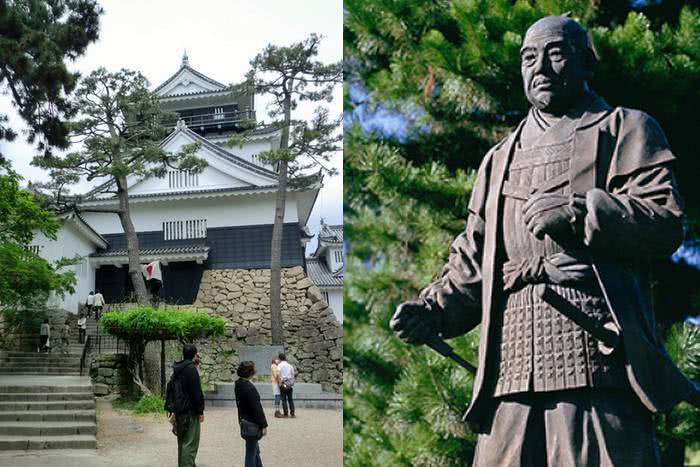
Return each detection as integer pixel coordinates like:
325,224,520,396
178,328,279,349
166,344,205,467
277,353,296,418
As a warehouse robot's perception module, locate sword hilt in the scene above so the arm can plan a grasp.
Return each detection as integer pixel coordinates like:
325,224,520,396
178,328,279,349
536,284,620,353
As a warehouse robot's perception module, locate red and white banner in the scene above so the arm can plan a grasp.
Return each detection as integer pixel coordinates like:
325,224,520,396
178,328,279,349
142,260,163,282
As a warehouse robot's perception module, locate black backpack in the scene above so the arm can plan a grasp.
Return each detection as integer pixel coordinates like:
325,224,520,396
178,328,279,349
164,371,191,414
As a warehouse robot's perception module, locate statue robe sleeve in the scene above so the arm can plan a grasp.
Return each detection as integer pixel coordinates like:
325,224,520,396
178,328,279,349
582,109,683,257
418,148,495,339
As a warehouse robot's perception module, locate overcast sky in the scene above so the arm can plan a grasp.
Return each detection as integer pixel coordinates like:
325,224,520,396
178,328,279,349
0,0,342,253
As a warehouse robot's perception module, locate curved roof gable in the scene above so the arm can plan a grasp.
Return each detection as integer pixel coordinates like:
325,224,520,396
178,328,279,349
153,55,227,98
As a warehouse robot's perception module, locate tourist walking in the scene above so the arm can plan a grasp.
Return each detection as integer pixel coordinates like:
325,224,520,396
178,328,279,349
61,320,71,353
39,319,50,353
271,357,282,418
277,353,295,418
166,344,205,467
235,361,267,467
86,291,95,318
77,314,87,344
93,290,105,320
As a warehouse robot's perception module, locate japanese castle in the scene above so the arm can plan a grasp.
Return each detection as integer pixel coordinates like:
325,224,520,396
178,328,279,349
32,53,321,313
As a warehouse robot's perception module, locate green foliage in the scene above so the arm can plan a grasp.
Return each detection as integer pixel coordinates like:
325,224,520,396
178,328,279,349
32,67,205,198
134,394,166,415
0,166,76,332
233,33,343,180
345,1,700,465
100,306,225,343
658,324,700,448
0,0,102,162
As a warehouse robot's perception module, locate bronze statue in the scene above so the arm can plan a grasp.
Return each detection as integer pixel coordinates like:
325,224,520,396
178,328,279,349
390,15,700,466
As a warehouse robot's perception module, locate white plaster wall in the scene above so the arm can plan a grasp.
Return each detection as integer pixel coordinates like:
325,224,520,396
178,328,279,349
327,289,343,323
129,165,247,194
80,192,300,234
227,139,273,164
32,222,96,314
162,132,276,186
325,246,344,272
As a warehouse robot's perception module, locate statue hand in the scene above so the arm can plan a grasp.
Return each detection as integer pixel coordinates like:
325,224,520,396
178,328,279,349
522,193,582,240
390,299,440,345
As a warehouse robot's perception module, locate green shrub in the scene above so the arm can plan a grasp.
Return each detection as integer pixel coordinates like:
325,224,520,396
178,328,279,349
100,305,226,342
134,394,165,415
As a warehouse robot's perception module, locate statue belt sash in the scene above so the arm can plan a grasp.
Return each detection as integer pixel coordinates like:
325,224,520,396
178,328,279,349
502,252,596,293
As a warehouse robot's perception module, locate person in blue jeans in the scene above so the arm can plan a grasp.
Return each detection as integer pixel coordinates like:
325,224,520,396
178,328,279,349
235,361,268,467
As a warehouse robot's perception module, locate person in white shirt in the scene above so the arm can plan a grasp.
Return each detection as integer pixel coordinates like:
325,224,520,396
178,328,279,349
93,291,105,320
39,319,50,353
86,291,95,318
77,314,87,344
277,353,296,418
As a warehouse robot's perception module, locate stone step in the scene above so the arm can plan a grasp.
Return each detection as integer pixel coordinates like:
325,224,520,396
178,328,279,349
0,392,94,402
208,382,327,398
0,352,82,358
0,422,96,436
0,385,92,394
0,369,80,375
0,356,81,362
207,398,342,410
204,381,342,410
0,410,95,423
0,360,81,367
0,434,96,450
0,359,81,365
0,400,95,411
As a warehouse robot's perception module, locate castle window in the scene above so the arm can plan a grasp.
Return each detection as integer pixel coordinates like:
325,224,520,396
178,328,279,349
163,219,207,241
29,245,41,254
322,291,330,304
168,170,199,189
333,249,343,264
214,107,225,120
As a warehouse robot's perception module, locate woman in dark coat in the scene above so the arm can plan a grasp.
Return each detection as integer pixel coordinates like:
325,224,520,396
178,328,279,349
235,361,268,467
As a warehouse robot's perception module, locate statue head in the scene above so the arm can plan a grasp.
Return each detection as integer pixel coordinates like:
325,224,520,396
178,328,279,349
520,15,595,115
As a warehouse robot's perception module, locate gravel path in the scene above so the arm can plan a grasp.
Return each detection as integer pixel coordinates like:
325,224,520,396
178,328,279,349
0,399,342,467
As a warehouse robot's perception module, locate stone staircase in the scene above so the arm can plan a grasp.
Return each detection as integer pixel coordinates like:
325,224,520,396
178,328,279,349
0,376,96,450
0,314,99,451
0,352,81,376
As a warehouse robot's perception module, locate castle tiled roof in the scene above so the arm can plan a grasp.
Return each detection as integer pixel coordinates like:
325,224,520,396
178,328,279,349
306,257,343,287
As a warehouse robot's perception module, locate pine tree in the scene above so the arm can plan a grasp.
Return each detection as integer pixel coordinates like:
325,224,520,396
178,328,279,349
238,34,342,344
32,68,203,305
344,1,700,465
0,0,102,162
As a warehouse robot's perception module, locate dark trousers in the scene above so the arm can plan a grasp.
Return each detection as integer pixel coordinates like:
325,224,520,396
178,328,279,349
39,335,49,352
78,328,85,344
281,386,295,416
245,438,263,467
94,306,102,320
472,389,660,467
176,414,201,467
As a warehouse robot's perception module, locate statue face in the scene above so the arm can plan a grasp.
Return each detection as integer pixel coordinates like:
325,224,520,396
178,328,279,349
520,30,587,114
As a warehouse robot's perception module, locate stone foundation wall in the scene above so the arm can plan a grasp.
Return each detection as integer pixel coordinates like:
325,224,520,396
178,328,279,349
90,354,130,396
192,266,343,392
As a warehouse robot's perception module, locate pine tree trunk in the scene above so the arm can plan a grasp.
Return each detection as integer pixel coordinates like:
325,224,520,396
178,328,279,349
116,176,149,305
269,86,293,345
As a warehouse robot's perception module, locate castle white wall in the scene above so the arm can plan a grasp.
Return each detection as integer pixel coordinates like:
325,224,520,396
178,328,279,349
129,165,247,194
327,288,343,323
161,132,276,187
80,193,300,234
325,245,344,273
32,221,96,314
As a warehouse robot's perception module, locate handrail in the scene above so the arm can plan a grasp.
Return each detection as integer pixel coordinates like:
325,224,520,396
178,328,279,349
79,335,91,376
